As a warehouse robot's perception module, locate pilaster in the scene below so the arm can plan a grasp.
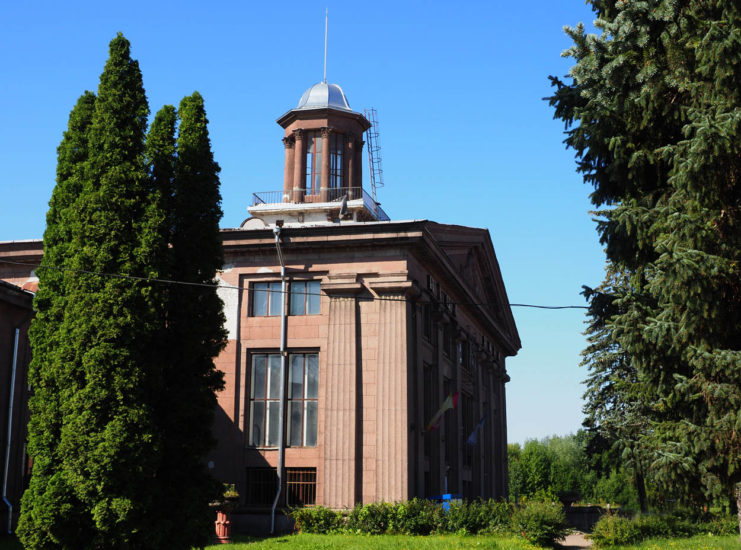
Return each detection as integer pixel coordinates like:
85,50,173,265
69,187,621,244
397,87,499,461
321,280,362,508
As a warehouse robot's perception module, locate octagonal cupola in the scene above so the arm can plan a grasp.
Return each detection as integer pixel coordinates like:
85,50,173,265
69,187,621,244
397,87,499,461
246,81,388,227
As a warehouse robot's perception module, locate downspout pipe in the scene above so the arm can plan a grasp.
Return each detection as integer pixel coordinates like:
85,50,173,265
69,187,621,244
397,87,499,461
3,324,22,535
271,226,288,534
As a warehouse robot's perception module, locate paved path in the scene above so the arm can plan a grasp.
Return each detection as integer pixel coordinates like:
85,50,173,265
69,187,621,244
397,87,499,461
558,531,593,549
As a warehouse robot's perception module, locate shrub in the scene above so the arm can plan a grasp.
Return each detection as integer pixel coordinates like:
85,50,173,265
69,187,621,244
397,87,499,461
347,502,395,534
590,515,642,547
393,498,443,535
442,499,514,535
290,506,345,534
512,500,569,547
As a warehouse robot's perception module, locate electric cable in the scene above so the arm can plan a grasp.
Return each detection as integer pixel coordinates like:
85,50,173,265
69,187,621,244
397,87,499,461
0,258,588,310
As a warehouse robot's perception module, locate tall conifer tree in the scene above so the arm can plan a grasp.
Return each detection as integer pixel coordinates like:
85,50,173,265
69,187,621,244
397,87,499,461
550,0,741,520
19,34,167,548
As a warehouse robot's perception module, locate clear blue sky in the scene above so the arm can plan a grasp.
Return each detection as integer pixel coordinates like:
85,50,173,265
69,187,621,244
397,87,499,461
0,1,604,445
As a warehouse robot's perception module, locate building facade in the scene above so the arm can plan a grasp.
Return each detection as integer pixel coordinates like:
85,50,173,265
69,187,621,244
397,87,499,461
0,80,520,515
0,278,34,531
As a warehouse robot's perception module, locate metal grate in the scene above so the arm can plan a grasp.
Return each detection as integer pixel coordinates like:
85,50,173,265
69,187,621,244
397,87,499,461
285,468,317,507
245,467,317,507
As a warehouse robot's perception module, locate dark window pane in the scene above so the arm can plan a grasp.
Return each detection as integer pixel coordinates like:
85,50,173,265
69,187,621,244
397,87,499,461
253,284,268,316
307,281,320,314
306,355,318,398
267,401,280,446
252,356,266,399
269,282,282,316
289,402,303,446
250,401,264,446
305,401,318,447
289,355,303,398
268,354,281,399
290,282,306,315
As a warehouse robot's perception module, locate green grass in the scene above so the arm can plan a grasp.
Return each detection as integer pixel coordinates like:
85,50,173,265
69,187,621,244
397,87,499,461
2,533,738,549
202,533,540,549
598,534,740,550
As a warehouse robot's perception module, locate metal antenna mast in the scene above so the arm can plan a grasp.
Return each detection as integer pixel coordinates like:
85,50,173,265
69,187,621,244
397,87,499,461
364,108,385,202
323,8,328,83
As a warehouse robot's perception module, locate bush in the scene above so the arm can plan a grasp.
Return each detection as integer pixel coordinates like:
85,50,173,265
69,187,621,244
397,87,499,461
290,506,345,534
590,515,642,547
442,499,514,535
393,498,443,535
347,502,395,534
590,512,739,547
512,501,569,547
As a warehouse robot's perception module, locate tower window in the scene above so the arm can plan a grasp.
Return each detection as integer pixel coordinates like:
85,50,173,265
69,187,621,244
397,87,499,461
329,133,344,190
305,131,322,194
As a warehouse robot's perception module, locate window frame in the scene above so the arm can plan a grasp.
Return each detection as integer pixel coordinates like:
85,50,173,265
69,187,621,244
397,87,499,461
248,351,319,449
289,280,321,316
251,281,282,317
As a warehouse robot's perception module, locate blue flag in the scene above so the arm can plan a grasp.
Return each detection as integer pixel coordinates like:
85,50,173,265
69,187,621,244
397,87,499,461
465,412,489,446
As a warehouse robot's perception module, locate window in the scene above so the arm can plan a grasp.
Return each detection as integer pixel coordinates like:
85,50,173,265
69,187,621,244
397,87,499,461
288,353,319,446
286,468,317,506
329,133,344,190
422,303,432,341
249,354,281,446
305,131,322,194
290,281,320,315
442,324,452,358
252,282,282,316
462,393,474,467
249,352,318,448
245,467,316,507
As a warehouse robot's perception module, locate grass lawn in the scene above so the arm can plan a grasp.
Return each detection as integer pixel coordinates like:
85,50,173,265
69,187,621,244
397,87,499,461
202,533,540,549
600,534,740,550
2,533,738,549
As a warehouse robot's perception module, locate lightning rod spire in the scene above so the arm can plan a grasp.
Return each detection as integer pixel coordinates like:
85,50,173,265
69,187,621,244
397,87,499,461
323,8,328,83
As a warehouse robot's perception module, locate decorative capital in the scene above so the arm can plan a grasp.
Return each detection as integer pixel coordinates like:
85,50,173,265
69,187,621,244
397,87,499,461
282,136,295,149
292,128,304,140
320,127,332,138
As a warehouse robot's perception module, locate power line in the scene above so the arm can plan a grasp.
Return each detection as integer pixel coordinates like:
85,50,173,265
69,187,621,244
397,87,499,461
0,258,588,310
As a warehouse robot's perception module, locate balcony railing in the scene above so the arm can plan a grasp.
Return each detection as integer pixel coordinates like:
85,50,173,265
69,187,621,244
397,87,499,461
251,187,389,222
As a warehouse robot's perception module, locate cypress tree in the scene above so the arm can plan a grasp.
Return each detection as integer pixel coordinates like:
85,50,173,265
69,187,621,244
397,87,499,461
161,92,226,547
551,0,741,520
144,94,227,548
19,34,166,548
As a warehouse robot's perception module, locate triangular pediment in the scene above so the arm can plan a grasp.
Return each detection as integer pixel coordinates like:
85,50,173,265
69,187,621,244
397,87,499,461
424,222,520,352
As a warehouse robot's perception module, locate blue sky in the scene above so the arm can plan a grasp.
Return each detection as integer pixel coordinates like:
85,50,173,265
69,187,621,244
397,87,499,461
0,1,604,445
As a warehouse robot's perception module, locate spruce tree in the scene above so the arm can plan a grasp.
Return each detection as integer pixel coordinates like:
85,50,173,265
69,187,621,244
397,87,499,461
551,0,741,521
19,34,166,548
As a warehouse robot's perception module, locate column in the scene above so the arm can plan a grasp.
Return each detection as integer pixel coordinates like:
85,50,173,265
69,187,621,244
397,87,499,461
282,136,295,200
320,127,330,201
370,280,418,503
346,134,356,199
292,129,305,203
321,281,363,508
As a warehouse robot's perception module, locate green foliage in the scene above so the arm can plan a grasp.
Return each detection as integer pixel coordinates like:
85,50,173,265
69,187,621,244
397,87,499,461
590,512,740,547
550,0,741,515
392,498,443,535
443,499,514,535
511,501,569,548
290,506,345,534
18,34,225,550
347,502,396,534
590,515,642,547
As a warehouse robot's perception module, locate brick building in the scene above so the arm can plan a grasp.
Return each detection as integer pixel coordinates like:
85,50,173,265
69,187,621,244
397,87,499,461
0,80,520,517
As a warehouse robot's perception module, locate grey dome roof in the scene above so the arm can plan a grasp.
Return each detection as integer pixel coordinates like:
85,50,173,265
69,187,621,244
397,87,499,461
297,82,352,111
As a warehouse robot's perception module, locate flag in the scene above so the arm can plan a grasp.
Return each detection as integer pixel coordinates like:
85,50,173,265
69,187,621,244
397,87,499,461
426,392,459,431
465,412,489,446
